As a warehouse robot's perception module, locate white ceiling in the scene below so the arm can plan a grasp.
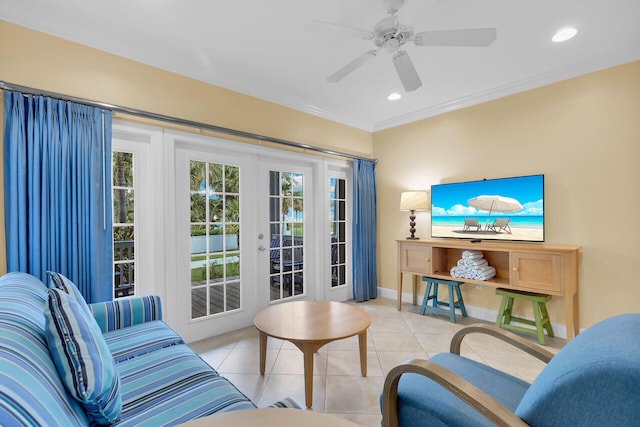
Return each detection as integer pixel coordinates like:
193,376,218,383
1,0,639,131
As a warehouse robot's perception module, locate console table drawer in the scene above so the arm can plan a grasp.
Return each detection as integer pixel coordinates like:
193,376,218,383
399,243,432,275
511,252,562,293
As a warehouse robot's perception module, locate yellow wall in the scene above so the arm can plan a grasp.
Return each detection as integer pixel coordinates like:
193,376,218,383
374,60,640,329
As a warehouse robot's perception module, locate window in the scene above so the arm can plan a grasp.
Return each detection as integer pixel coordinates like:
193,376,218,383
112,151,135,298
190,161,241,319
329,177,347,287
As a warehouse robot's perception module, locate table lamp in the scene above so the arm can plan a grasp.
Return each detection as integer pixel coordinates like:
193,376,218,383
400,191,430,239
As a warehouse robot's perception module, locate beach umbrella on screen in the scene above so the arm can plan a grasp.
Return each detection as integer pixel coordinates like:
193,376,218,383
468,195,523,228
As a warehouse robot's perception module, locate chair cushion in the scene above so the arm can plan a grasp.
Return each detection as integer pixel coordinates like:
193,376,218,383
44,288,122,424
516,313,640,426
114,344,255,426
391,353,530,427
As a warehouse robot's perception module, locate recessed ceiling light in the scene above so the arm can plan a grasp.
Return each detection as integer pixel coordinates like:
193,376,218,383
387,92,402,101
552,27,578,43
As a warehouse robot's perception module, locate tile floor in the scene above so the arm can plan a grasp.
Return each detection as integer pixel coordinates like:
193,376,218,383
189,297,566,427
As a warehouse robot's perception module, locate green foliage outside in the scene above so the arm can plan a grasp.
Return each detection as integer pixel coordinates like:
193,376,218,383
113,152,134,224
279,172,303,221
191,261,240,282
190,161,240,235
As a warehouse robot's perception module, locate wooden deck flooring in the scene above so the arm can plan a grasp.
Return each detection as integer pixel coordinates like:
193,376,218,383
191,279,302,318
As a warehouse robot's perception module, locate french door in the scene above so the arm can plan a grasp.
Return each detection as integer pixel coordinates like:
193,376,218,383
172,144,258,341
325,166,353,302
113,123,352,343
257,160,316,309
111,124,159,300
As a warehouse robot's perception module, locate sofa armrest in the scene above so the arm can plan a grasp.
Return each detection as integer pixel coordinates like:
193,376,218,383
90,295,163,333
449,323,555,363
382,359,530,427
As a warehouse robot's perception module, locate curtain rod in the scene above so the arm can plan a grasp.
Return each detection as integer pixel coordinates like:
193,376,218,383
0,81,376,163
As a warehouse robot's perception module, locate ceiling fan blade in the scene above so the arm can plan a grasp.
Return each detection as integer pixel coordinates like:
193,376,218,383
392,51,422,92
327,50,378,83
304,20,374,40
414,28,497,47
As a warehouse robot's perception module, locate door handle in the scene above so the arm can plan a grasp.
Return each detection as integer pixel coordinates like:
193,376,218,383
258,246,266,251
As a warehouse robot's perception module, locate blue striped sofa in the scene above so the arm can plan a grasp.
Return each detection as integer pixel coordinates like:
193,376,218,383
0,272,267,426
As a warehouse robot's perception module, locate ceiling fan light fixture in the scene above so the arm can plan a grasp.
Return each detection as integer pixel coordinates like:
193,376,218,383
387,92,402,101
385,38,401,52
552,27,577,42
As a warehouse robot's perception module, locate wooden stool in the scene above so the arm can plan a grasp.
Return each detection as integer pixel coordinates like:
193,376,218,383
420,277,467,323
495,288,554,345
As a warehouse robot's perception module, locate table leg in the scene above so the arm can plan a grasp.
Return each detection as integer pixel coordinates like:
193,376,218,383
565,291,580,340
259,332,267,375
358,331,367,377
302,343,314,408
412,275,418,306
397,271,403,311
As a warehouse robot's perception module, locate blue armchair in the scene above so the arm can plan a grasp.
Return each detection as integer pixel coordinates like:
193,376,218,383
381,313,640,426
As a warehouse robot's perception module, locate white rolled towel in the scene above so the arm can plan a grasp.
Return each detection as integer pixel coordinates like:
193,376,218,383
459,258,488,268
462,250,484,260
475,264,496,274
462,250,483,257
474,266,496,281
462,252,482,259
450,266,461,277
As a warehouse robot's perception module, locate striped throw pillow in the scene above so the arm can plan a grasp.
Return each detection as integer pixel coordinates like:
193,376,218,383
47,271,93,318
44,288,122,425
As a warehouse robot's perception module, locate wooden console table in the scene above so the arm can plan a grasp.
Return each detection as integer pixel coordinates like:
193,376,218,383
397,239,580,340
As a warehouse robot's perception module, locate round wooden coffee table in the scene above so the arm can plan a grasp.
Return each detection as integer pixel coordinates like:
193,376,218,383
254,301,371,408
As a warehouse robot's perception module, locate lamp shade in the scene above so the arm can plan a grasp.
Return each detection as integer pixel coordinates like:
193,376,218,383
400,191,430,211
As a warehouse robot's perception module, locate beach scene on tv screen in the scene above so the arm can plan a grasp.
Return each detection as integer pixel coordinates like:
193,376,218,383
431,175,544,242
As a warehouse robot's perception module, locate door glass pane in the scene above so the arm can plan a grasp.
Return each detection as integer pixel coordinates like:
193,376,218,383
209,163,223,193
269,170,304,301
225,166,239,193
330,177,347,288
190,160,241,319
113,151,135,299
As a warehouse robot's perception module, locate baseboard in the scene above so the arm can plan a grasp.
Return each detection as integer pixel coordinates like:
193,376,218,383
377,286,568,340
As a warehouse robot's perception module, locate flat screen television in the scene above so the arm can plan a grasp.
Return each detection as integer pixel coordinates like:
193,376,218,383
430,174,544,242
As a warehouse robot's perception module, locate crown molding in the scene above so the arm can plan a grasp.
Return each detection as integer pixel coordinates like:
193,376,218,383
237,50,640,134
371,51,640,132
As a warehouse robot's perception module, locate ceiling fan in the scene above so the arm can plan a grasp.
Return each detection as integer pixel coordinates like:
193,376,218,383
306,0,497,92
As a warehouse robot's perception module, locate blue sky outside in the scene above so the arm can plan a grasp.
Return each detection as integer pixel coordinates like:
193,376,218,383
431,175,544,217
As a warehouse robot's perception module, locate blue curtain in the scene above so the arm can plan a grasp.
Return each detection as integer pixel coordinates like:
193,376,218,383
3,91,113,303
352,159,377,302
